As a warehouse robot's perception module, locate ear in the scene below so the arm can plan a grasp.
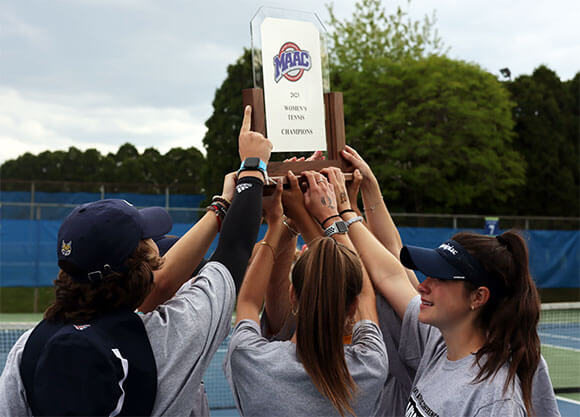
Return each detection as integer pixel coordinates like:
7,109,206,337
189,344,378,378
470,286,490,310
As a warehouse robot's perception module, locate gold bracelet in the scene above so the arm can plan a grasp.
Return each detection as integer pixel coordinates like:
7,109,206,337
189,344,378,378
281,215,299,236
259,240,276,258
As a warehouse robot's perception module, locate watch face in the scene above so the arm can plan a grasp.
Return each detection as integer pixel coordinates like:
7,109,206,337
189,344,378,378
243,157,260,170
336,221,348,233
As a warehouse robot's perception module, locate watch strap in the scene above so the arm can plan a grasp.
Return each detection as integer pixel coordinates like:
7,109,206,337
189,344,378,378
324,220,348,237
345,216,364,227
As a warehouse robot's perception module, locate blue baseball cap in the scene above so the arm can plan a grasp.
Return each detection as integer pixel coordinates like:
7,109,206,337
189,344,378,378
400,239,505,294
57,199,172,282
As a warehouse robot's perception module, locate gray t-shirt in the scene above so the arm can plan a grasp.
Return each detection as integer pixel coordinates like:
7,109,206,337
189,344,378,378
225,318,389,416
0,261,235,417
375,294,416,417
400,295,560,417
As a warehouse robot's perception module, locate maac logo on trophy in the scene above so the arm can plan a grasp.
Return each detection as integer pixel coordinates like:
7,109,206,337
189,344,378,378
273,42,312,83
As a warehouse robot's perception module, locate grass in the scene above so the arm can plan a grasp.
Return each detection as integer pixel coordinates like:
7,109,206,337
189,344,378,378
0,287,54,313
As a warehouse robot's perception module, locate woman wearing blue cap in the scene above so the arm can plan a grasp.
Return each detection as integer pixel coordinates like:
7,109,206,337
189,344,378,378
333,146,560,417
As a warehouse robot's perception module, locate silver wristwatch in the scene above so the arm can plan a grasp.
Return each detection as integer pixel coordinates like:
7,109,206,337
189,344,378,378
324,220,348,237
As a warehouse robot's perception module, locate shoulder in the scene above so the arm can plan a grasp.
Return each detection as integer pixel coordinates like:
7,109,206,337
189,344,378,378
226,319,293,373
346,320,388,371
141,262,235,325
228,319,285,352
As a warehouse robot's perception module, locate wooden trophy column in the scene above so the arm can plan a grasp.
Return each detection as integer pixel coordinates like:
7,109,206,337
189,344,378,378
242,88,352,185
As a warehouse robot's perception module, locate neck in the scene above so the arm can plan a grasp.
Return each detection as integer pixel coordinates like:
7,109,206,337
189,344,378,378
441,319,486,361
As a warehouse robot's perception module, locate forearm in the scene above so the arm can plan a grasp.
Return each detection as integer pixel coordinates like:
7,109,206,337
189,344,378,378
343,212,416,319
361,179,419,288
290,207,323,243
211,176,264,292
333,233,378,323
140,211,218,312
264,227,296,334
361,179,402,255
236,221,284,323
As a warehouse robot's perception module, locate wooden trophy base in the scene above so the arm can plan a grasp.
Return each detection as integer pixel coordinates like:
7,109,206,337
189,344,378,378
242,88,352,188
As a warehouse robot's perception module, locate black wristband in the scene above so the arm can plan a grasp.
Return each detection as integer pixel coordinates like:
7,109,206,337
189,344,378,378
339,209,356,217
320,214,341,227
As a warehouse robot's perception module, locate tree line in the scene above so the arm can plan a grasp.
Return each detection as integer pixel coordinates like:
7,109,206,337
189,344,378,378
1,0,578,216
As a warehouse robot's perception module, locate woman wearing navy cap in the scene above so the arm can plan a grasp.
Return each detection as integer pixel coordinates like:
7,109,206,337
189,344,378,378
334,146,559,417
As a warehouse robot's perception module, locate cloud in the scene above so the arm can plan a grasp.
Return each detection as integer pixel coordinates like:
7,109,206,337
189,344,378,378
0,88,207,164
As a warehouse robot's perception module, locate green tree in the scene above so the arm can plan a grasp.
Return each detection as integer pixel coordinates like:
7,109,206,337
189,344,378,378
328,0,524,213
202,49,253,196
162,147,205,194
505,66,579,216
327,0,447,71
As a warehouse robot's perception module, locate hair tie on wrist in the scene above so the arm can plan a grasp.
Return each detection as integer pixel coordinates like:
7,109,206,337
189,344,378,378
320,214,341,227
339,209,356,216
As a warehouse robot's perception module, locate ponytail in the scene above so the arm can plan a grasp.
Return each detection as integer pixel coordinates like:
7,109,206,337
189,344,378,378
291,238,363,416
453,231,540,416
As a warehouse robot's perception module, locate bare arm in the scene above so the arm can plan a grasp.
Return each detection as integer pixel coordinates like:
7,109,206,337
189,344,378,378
263,225,296,336
342,210,417,320
282,170,323,243
139,172,238,312
303,168,378,323
236,182,284,324
341,145,419,288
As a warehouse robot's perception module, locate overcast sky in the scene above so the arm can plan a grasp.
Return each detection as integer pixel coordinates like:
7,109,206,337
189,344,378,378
1,0,578,164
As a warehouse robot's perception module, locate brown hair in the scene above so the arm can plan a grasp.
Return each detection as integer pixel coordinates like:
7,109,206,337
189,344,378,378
45,240,163,323
453,231,540,416
291,237,363,416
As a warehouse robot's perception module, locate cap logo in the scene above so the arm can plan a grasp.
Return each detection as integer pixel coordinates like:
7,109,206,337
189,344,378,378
73,324,91,331
439,243,458,255
61,240,72,256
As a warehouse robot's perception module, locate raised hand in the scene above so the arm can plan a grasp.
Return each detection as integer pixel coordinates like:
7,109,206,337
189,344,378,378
221,172,237,203
340,145,376,185
282,170,306,221
347,169,363,212
239,105,272,164
320,167,351,214
302,170,339,227
262,181,284,225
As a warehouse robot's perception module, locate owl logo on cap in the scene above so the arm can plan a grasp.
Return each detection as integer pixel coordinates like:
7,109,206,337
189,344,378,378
61,240,72,256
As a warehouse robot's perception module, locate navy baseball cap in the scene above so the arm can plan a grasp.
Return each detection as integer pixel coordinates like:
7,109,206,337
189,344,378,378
400,239,505,294
57,199,172,282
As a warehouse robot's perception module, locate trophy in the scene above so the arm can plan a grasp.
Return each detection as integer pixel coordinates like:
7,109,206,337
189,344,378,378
243,7,351,184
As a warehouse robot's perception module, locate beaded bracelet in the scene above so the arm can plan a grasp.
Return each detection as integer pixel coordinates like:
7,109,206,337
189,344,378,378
206,205,223,231
212,195,231,209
